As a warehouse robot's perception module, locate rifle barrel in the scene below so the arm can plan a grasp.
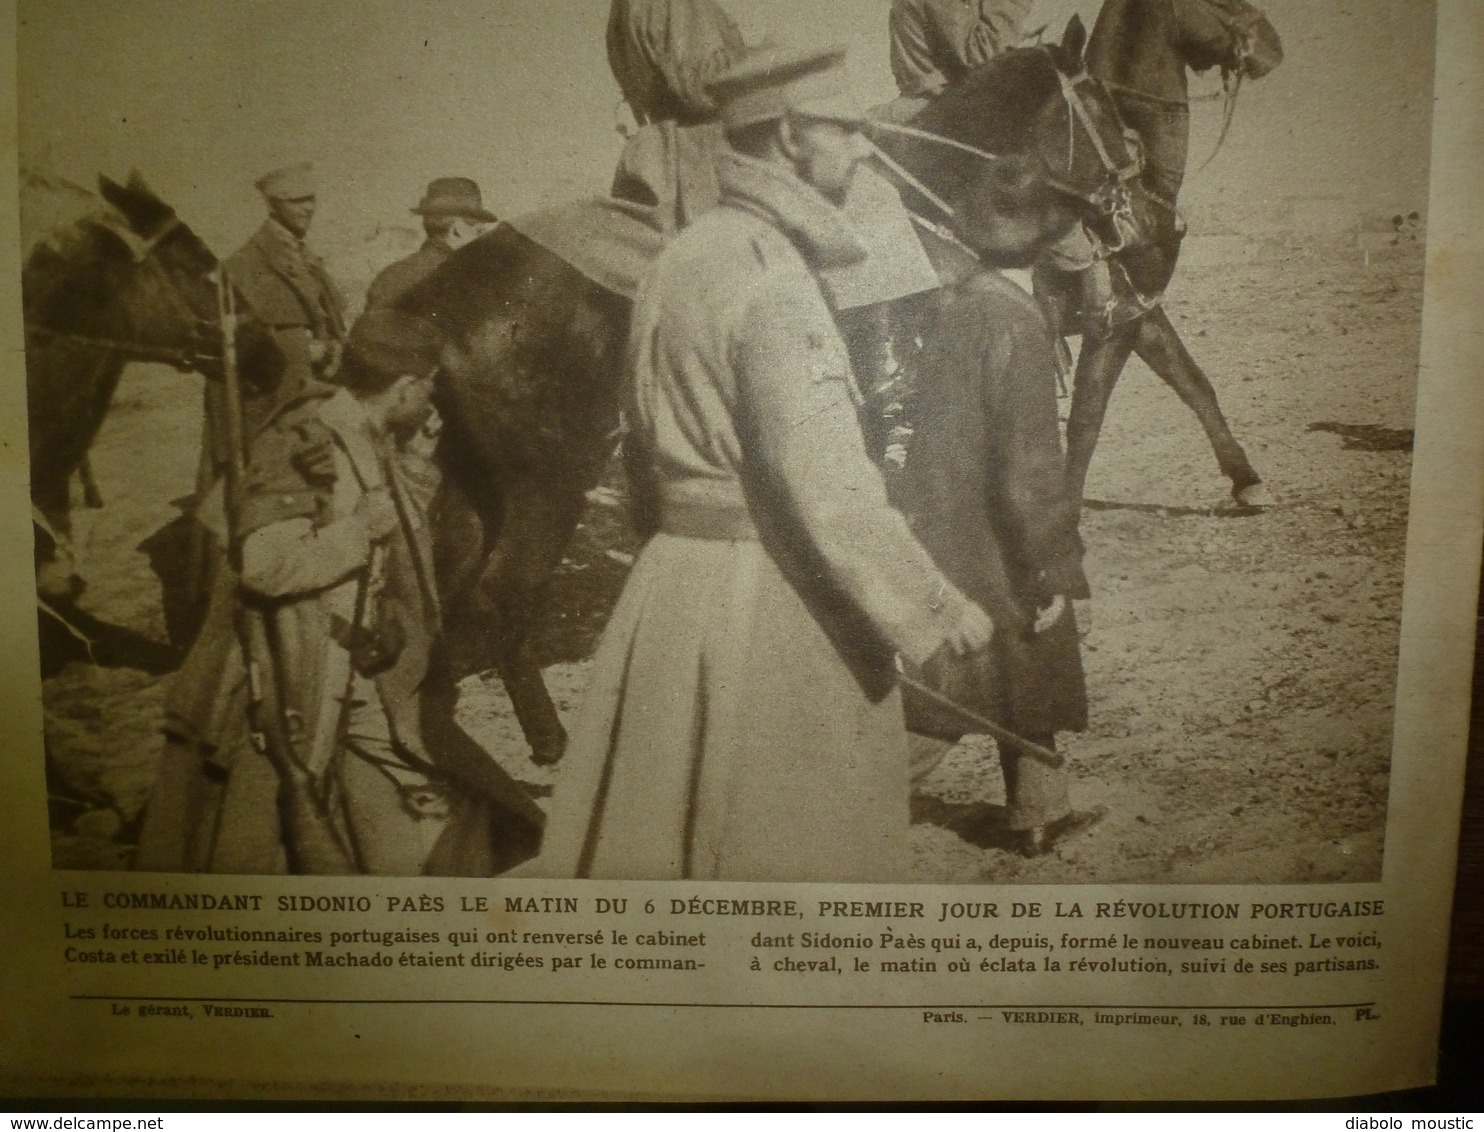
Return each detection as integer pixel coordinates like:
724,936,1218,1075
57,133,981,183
896,669,1065,768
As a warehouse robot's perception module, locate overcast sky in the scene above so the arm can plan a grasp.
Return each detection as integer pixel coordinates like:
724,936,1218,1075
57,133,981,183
19,0,1436,264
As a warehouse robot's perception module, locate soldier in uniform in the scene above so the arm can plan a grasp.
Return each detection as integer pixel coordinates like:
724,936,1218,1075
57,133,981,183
364,177,496,313
527,44,995,884
605,0,939,325
225,163,347,411
137,311,543,876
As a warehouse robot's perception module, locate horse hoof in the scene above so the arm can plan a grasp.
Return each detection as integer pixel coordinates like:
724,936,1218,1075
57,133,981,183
1232,482,1275,509
529,735,568,768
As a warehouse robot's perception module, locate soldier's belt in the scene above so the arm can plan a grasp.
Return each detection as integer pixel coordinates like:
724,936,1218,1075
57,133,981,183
659,498,757,542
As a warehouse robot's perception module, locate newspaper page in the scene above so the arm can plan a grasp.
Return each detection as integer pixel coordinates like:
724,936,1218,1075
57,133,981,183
1,0,1479,1104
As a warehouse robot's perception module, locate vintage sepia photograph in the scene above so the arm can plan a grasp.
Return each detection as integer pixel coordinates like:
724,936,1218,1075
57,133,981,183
23,0,1434,886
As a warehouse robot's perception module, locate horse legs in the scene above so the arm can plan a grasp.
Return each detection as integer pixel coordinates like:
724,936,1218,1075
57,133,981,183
439,473,587,766
78,455,104,509
1063,328,1137,506
1131,307,1267,504
32,475,83,604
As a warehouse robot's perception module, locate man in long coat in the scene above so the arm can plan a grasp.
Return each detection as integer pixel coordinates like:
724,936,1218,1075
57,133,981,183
364,177,496,313
223,163,348,432
137,312,543,875
889,261,1104,857
528,44,994,884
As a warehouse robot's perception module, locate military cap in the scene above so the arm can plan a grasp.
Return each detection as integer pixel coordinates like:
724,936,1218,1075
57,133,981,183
413,177,496,222
339,308,443,394
707,42,863,131
255,162,317,200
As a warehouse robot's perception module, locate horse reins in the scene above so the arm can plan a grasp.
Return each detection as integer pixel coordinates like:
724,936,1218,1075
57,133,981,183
1099,79,1225,108
865,58,1143,240
25,326,218,368
1195,66,1244,172
1049,69,1143,207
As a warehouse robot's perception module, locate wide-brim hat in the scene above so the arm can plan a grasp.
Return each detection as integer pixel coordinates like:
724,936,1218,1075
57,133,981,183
256,162,316,200
412,176,496,222
708,43,864,131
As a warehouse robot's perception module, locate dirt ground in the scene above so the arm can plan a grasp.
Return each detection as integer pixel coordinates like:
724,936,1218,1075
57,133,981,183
41,232,1423,884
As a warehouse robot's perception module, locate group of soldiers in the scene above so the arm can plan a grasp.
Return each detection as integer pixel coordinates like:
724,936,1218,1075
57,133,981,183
136,0,1106,880
135,167,521,875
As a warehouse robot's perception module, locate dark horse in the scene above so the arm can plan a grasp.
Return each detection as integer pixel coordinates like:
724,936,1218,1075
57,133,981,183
25,172,280,603
399,19,1145,766
1036,0,1283,507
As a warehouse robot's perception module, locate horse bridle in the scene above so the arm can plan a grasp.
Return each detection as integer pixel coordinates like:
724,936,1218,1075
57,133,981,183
1043,67,1144,252
25,213,223,369
1198,0,1271,68
866,51,1145,251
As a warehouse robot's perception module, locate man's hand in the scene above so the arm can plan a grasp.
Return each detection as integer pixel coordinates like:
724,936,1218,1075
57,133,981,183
942,598,995,655
308,337,343,374
354,487,400,541
1033,593,1067,635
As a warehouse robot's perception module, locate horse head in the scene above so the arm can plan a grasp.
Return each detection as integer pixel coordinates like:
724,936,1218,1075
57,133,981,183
1174,0,1283,80
83,172,281,390
875,17,1145,267
62,172,223,366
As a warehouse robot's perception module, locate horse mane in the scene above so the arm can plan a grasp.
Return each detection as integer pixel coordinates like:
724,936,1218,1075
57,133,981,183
917,47,1061,156
24,170,218,339
23,211,132,332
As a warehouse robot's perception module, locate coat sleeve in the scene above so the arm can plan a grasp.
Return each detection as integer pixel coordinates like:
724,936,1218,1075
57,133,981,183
234,411,375,598
363,268,394,314
889,0,1033,96
239,515,374,599
224,240,288,327
890,0,949,96
732,281,981,666
968,0,1035,58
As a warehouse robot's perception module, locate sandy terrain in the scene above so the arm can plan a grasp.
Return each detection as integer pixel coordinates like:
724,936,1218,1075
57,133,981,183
41,231,1423,884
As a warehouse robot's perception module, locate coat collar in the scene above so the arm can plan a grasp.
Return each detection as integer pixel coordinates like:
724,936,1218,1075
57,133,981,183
260,217,304,249
716,151,868,271
257,217,324,267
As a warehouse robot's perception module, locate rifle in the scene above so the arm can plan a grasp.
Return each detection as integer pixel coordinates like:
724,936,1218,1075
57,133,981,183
217,273,356,874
